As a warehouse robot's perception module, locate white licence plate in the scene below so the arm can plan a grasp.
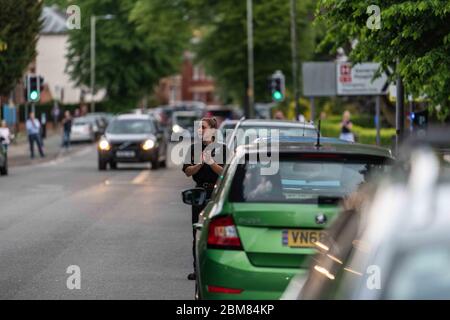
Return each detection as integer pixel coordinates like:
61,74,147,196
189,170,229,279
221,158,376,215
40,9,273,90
116,151,135,158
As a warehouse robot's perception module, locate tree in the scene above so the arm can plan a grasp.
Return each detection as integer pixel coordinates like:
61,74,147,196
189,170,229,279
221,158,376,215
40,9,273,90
187,0,319,104
317,0,450,119
0,0,42,96
65,0,189,108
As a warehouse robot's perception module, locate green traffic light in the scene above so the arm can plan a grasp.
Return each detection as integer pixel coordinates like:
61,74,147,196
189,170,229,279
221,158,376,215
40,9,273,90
30,90,39,101
272,90,283,101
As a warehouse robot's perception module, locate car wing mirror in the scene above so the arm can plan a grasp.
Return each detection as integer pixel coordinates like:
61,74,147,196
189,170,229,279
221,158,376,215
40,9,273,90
181,188,207,206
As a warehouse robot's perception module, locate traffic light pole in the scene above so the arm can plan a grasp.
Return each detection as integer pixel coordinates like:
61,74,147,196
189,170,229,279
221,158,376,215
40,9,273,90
246,0,255,119
290,0,300,120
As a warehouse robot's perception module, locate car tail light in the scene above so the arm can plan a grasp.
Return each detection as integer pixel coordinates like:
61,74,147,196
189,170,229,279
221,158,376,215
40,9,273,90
207,285,243,294
207,215,242,250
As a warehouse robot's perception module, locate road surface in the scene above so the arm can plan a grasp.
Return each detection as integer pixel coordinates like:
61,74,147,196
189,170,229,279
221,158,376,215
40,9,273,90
0,143,194,299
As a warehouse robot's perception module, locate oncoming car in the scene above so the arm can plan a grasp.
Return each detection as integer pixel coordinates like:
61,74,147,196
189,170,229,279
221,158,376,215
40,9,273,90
182,140,393,300
97,114,167,170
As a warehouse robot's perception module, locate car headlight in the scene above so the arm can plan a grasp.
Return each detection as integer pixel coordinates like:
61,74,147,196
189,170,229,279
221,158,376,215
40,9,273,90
172,124,183,133
99,139,110,151
142,139,155,151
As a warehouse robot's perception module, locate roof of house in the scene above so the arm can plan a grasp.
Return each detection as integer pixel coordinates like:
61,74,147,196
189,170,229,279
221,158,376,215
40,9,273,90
41,6,68,35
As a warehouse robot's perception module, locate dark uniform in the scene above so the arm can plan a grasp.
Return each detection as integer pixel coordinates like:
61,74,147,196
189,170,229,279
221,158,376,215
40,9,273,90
182,141,227,270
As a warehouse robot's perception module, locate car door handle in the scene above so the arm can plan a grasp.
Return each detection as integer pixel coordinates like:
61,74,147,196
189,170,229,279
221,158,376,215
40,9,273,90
193,223,203,231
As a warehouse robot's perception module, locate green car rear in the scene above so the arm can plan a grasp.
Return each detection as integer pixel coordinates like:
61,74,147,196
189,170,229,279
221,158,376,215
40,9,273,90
193,141,393,300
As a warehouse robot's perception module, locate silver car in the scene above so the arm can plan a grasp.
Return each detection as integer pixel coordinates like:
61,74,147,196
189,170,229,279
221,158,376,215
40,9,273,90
70,117,96,143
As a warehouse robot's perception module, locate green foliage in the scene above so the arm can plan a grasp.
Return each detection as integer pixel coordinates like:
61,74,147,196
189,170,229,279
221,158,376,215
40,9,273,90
65,0,189,107
317,0,450,119
188,0,319,104
0,0,42,95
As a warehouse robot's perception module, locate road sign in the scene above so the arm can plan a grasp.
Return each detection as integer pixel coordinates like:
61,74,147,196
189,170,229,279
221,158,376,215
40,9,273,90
336,62,387,96
302,62,337,97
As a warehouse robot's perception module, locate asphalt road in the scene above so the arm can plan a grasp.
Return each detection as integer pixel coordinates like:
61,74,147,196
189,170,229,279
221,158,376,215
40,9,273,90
0,143,195,299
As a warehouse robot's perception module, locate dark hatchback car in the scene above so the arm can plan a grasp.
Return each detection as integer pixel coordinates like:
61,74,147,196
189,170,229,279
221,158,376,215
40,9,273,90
97,114,167,170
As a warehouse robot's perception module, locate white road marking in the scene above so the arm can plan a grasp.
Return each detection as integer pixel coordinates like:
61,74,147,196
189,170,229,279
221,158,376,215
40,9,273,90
132,170,150,185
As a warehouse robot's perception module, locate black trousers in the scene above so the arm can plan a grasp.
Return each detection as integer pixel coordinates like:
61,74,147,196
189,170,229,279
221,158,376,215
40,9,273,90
192,203,206,271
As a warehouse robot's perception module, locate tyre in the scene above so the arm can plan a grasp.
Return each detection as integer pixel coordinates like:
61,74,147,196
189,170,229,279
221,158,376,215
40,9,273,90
109,161,117,170
195,279,202,300
159,158,167,168
151,151,160,170
98,158,107,171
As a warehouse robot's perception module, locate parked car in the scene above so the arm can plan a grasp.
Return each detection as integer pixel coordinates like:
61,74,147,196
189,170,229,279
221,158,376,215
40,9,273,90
182,139,393,300
293,129,450,300
226,119,317,151
0,137,8,176
70,117,96,143
98,114,167,170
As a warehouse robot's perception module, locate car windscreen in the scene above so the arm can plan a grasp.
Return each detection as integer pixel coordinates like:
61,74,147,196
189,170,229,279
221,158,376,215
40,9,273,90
236,126,316,145
106,119,154,134
73,119,89,126
228,155,389,204
175,116,198,128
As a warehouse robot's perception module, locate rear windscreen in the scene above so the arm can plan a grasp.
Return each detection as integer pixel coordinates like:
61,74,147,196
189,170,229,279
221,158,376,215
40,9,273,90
229,155,389,204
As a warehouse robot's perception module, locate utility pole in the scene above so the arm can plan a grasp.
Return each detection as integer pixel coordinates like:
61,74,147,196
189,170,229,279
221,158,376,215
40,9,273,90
290,0,300,120
246,0,254,118
396,76,405,153
90,15,96,114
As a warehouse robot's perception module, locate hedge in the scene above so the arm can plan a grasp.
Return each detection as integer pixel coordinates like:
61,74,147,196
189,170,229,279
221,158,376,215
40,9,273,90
320,120,396,147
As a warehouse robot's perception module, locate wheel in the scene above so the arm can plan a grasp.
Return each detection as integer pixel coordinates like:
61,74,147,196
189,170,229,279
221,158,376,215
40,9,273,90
159,158,167,168
195,278,202,300
109,161,117,170
98,158,107,171
151,151,160,170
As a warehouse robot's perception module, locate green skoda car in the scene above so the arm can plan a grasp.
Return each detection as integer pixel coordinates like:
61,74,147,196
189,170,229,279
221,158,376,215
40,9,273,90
183,140,393,300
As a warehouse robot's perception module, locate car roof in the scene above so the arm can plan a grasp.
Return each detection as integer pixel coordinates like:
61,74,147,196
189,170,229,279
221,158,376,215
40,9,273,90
115,114,153,121
240,119,315,129
241,140,394,159
256,136,351,145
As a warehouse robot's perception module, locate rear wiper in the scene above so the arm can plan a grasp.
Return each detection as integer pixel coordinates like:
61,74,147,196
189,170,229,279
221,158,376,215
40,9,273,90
317,196,342,205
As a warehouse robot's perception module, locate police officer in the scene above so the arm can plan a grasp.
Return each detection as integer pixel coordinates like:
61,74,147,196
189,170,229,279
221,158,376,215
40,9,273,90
182,117,227,281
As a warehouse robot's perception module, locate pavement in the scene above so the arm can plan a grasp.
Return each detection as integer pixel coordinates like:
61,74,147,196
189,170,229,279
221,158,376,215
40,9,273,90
0,142,195,299
8,127,88,167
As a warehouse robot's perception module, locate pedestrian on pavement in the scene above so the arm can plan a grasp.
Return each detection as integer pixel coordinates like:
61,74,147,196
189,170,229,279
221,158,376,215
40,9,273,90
340,110,355,142
74,108,81,118
182,117,227,281
0,120,12,152
26,112,45,159
61,110,72,150
274,110,285,120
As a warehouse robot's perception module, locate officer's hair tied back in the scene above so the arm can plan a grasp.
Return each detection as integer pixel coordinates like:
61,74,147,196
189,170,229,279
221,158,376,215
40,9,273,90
201,117,218,129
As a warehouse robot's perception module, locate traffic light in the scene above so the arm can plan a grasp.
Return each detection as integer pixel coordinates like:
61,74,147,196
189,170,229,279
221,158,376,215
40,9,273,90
26,74,44,103
269,71,285,102
411,109,428,129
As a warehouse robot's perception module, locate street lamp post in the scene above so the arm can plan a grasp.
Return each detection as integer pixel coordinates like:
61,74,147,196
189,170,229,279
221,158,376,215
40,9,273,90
246,0,254,119
290,0,300,121
90,14,114,113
